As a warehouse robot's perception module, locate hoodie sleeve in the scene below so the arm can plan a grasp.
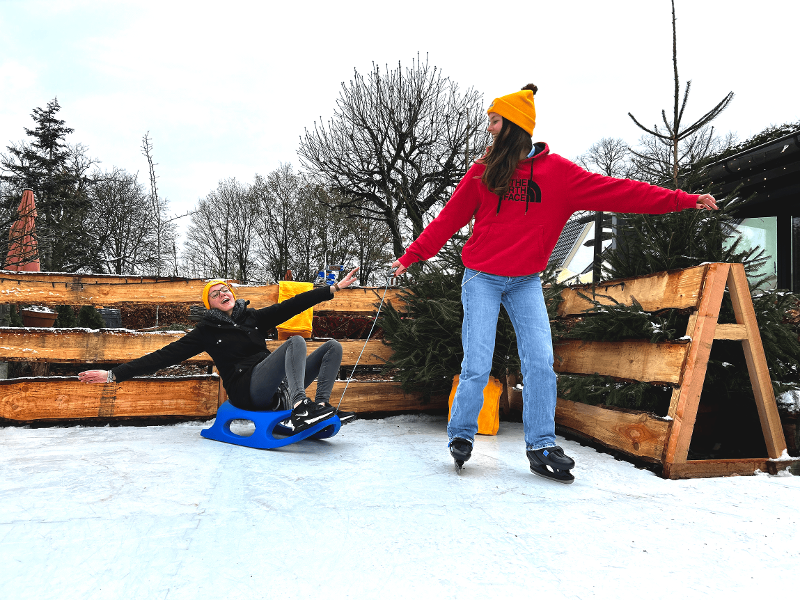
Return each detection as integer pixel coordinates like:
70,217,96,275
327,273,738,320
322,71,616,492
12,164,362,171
558,156,699,214
397,166,483,268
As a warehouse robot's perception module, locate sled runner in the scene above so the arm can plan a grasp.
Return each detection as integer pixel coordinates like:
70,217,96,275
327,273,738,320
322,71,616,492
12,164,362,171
201,400,341,449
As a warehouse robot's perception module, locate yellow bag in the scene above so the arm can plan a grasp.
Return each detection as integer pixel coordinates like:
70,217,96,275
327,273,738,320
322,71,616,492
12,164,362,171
276,281,314,340
448,374,502,436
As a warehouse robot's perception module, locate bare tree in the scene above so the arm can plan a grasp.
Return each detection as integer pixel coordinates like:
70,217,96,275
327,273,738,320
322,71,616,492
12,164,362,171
140,133,190,276
628,0,734,190
576,138,634,178
298,55,490,257
311,188,353,276
251,165,303,282
183,177,254,281
88,167,160,274
346,206,394,286
140,132,166,275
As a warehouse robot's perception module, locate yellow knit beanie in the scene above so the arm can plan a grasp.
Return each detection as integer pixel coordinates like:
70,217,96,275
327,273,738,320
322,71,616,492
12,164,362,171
487,89,536,136
202,279,236,309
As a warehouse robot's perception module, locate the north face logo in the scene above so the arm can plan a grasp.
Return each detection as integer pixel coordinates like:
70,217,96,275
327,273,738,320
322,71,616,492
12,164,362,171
503,179,542,204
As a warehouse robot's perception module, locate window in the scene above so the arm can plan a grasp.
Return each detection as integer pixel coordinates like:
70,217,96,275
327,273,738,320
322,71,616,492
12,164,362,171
726,217,778,290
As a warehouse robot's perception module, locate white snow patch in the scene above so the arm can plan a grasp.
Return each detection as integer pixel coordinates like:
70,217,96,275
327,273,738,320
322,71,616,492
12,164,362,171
768,449,796,462
777,389,800,413
21,305,55,313
0,416,798,599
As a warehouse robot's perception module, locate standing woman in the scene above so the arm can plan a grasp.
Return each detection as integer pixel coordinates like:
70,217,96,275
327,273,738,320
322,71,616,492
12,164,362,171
392,84,717,483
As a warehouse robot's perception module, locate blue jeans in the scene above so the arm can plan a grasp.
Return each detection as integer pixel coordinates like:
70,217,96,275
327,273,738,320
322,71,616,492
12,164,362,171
448,268,557,451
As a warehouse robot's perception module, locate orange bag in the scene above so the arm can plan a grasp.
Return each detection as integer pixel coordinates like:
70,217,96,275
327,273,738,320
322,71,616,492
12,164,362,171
448,374,502,436
276,281,314,340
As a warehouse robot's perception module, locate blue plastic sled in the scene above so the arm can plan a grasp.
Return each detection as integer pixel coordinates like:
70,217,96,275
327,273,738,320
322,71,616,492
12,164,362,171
201,400,341,449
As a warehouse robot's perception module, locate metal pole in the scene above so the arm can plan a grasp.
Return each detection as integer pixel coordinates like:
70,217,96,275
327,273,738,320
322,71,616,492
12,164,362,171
593,211,603,283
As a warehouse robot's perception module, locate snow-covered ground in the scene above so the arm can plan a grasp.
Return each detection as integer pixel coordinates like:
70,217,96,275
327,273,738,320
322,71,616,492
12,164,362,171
1,415,798,600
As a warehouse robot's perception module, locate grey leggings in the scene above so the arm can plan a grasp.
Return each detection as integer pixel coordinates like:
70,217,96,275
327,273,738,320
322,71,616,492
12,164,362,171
249,337,343,410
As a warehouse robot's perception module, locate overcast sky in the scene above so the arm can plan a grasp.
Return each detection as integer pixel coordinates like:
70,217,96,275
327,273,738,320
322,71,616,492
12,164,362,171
1,0,797,239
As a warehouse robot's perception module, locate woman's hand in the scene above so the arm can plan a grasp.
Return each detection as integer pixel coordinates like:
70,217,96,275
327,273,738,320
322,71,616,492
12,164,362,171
391,260,407,277
78,370,110,384
333,267,359,292
696,193,718,210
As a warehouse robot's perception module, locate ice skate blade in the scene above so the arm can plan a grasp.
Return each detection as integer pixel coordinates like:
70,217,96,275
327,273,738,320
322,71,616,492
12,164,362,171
454,460,465,475
530,465,574,484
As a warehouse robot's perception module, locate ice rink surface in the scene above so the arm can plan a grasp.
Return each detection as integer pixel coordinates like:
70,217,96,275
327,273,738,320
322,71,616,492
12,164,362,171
1,415,798,600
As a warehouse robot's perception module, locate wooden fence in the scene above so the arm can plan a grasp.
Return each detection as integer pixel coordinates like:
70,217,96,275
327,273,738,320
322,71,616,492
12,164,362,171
0,271,448,422
0,264,793,478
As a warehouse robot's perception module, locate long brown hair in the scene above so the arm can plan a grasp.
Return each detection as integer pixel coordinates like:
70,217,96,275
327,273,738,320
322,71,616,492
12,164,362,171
480,84,537,198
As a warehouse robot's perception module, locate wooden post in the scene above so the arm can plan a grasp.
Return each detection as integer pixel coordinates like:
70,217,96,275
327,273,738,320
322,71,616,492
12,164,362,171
726,263,786,458
663,263,730,471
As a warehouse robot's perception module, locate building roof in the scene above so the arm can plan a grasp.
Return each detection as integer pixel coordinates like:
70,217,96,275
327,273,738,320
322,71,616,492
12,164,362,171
549,212,590,268
700,129,800,218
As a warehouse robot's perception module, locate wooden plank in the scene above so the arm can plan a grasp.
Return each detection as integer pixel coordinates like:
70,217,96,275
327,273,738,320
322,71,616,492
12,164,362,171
687,316,747,341
553,339,687,384
269,339,393,367
663,263,730,470
555,398,670,462
0,327,212,363
0,270,404,312
665,458,789,479
727,263,787,458
713,324,748,340
306,381,449,414
0,376,220,421
558,264,708,316
0,377,442,421
0,327,392,366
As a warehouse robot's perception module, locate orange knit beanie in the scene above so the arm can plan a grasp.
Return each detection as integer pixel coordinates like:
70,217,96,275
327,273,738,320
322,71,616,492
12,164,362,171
487,89,536,136
202,279,236,309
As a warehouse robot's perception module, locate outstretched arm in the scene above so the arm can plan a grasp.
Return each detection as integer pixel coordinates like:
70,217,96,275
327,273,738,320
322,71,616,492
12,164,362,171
78,330,204,384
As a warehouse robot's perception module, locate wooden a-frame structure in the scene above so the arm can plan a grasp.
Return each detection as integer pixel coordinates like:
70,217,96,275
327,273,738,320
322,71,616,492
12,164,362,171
662,262,788,478
543,262,792,479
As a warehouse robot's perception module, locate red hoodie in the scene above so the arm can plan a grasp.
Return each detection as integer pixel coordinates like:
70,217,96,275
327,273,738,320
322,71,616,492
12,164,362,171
398,143,700,277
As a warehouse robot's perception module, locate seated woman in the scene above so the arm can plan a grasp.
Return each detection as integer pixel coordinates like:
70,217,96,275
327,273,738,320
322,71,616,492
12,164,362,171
79,268,359,432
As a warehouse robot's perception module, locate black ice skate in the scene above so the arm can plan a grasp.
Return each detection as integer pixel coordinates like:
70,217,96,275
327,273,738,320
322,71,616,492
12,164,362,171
449,438,473,474
286,398,335,433
526,446,575,484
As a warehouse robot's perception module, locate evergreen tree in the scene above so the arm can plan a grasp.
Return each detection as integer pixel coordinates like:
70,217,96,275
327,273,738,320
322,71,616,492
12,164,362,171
77,305,106,329
1,98,100,271
54,305,78,328
627,0,734,190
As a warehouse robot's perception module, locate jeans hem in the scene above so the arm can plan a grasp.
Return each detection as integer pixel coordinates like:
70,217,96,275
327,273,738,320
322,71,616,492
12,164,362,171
526,444,557,452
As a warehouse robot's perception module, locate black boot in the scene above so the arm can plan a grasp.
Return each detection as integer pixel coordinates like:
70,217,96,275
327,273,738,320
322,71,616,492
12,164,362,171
527,446,575,484
449,438,473,472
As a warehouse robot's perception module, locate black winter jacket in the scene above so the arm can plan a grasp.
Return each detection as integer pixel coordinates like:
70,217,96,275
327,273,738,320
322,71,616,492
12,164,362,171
111,286,333,409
